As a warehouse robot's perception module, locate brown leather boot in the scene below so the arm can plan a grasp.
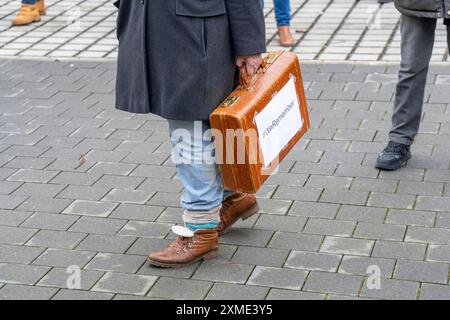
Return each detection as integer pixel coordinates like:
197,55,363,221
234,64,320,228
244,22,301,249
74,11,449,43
12,4,41,26
148,227,219,268
217,193,259,236
278,26,295,47
37,0,46,16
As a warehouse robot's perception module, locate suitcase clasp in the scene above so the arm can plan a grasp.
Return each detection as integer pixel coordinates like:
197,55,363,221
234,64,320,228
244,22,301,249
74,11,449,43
222,96,239,108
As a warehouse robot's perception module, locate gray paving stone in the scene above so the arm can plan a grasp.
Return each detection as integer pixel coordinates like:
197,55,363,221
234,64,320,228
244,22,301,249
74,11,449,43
427,245,450,263
0,209,32,227
266,288,325,300
254,214,306,233
139,260,198,279
372,241,427,260
420,283,450,300
320,189,369,206
52,289,113,300
0,284,57,300
76,234,136,254
92,272,157,296
103,188,153,204
354,222,406,241
21,212,78,231
0,244,44,264
286,251,342,272
85,253,145,273
7,169,58,183
360,278,419,300
119,221,171,239
247,266,307,290
368,192,416,210
148,277,212,300
303,271,363,296
0,194,27,210
304,218,356,237
273,186,322,202
26,230,86,250
350,177,398,193
405,226,450,245
397,181,444,196
219,229,273,247
231,246,289,268
56,185,110,201
0,225,37,245
109,203,164,222
394,260,449,284
33,248,95,268
206,282,269,300
320,236,374,256
69,217,126,235
193,261,254,284
12,182,65,197
0,263,50,285
386,209,436,227
63,200,118,218
338,256,395,278
17,196,72,213
268,232,323,252
38,268,104,290
336,205,387,223
288,201,339,219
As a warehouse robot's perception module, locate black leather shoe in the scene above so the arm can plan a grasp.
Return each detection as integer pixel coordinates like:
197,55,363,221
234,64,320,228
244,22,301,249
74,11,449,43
375,141,411,171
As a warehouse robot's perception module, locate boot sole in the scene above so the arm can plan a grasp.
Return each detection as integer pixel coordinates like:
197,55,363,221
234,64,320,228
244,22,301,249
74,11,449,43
218,202,260,236
375,154,411,171
12,16,41,26
147,249,218,268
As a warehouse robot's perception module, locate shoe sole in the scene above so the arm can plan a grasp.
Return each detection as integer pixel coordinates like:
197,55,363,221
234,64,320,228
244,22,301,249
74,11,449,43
12,16,41,26
218,202,260,236
147,249,218,268
375,154,411,171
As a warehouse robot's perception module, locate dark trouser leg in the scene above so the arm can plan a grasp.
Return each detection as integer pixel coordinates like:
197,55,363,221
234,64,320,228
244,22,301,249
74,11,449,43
389,15,436,146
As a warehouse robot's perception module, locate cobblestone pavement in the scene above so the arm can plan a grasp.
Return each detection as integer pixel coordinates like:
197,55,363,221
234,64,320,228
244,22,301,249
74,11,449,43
0,0,449,62
0,57,449,300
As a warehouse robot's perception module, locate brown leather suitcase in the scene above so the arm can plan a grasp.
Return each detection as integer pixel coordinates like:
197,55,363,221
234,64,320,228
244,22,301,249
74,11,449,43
210,51,310,194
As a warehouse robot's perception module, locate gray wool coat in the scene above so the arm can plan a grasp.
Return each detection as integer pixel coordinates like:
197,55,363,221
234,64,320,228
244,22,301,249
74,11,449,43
113,0,266,121
395,0,450,19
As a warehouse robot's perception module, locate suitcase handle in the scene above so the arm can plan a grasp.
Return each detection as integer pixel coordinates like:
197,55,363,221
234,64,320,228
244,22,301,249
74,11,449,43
238,51,284,90
239,60,268,90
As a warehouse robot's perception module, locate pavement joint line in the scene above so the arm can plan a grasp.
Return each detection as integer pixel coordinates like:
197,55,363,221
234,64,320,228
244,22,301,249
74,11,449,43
314,0,358,60
346,2,383,61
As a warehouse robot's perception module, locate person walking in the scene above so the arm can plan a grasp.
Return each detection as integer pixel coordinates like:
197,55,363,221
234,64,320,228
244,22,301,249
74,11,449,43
12,0,46,26
375,0,450,170
114,0,265,268
261,0,295,47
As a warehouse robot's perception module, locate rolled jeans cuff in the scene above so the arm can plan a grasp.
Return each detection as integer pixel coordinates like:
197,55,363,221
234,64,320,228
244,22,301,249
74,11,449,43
183,207,221,225
388,134,413,146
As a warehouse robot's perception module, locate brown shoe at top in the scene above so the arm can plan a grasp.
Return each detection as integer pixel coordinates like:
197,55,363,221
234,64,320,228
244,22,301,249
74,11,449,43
148,226,219,268
217,193,260,236
278,26,295,47
37,0,46,16
12,4,41,26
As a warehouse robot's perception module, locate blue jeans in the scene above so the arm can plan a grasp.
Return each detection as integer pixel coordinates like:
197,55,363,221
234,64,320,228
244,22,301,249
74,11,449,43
22,0,37,4
168,120,234,224
261,0,291,27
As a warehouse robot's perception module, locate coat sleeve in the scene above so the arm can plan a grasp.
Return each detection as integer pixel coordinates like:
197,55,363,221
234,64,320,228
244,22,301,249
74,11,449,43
225,0,267,56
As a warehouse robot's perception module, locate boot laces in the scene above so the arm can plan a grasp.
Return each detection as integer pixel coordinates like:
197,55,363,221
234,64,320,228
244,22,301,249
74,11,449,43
169,236,197,254
18,5,34,16
384,141,409,156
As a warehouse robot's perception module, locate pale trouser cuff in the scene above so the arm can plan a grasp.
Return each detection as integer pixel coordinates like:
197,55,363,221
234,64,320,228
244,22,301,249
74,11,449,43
182,207,221,225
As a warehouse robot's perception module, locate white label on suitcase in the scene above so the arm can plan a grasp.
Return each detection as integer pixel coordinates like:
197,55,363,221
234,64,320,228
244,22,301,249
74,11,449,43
255,77,303,168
